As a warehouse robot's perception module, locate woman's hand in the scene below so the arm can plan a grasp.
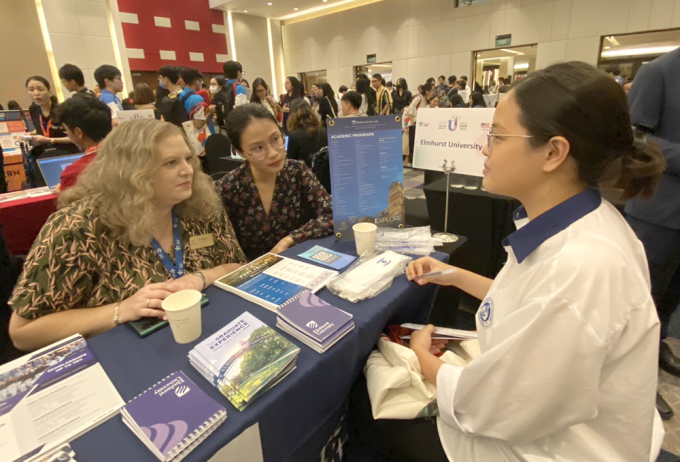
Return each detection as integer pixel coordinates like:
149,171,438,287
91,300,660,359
406,256,456,286
270,236,295,254
166,273,205,293
282,106,290,113
118,282,175,323
410,325,449,355
266,95,277,106
32,135,52,145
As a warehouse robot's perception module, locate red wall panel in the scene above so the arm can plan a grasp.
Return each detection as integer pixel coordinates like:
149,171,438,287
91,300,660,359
118,0,229,73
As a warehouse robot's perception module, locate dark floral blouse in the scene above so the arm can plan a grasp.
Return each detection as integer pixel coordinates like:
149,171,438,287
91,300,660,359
219,159,334,261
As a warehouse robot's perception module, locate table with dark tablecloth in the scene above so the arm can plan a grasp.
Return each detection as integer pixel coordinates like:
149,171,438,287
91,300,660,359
0,193,57,255
71,236,449,462
424,175,518,278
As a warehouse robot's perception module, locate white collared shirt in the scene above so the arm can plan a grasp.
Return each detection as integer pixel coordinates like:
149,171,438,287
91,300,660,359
436,190,664,462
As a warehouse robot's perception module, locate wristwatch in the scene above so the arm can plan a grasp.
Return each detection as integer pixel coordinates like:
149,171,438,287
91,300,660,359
192,271,207,290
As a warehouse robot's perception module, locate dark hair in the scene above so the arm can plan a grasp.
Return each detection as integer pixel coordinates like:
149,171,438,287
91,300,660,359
320,83,339,115
498,77,505,85
386,81,393,87
512,61,664,199
25,75,51,90
448,87,458,96
457,80,467,90
225,103,279,152
7,100,21,111
250,78,270,103
499,84,510,93
223,60,242,79
372,73,382,82
608,66,621,76
94,65,121,88
286,76,303,99
450,94,466,107
58,64,85,86
339,85,348,93
180,67,202,86
57,97,112,142
156,86,170,101
356,73,368,81
470,91,486,107
213,76,227,87
439,75,446,81
461,75,468,81
448,75,457,84
287,99,321,133
133,83,155,105
158,66,180,84
426,77,435,84
241,79,249,88
341,91,362,110
356,78,376,116
396,78,408,91
420,82,434,96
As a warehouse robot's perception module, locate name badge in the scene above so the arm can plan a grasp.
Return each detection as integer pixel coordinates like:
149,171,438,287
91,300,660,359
190,233,215,250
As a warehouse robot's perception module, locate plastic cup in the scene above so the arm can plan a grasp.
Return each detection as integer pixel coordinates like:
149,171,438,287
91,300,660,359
162,290,202,344
353,223,377,256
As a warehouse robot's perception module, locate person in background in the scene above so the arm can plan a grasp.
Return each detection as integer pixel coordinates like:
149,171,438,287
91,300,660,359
340,91,366,118
55,97,112,193
487,79,498,94
428,95,440,108
251,77,281,122
281,76,304,130
156,66,185,127
219,104,333,261
8,119,246,351
456,79,470,104
194,75,211,105
336,85,349,108
392,78,412,115
94,64,124,122
209,76,224,99
356,77,377,116
625,47,680,420
446,75,458,100
316,83,339,126
438,95,452,108
58,64,94,98
470,91,487,108
223,60,248,108
7,101,21,111
25,76,78,161
405,82,434,165
608,65,625,87
122,91,135,110
133,83,157,115
286,99,328,167
498,77,511,93
450,94,466,107
372,74,392,115
210,76,231,134
241,79,250,89
179,67,211,130
386,81,395,110
309,83,320,110
351,61,665,462
426,77,436,87
436,75,448,96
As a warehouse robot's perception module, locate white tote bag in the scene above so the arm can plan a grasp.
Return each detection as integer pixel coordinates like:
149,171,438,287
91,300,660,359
364,334,480,420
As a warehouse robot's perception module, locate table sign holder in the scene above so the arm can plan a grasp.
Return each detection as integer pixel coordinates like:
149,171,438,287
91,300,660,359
432,160,458,243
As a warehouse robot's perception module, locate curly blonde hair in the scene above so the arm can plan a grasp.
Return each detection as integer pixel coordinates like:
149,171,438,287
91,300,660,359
59,119,222,246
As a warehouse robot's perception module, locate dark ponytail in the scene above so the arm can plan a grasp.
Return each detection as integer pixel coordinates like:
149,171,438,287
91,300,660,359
420,82,434,96
512,61,664,200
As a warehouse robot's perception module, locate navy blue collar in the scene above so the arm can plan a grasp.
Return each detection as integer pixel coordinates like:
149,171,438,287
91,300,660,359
503,189,602,263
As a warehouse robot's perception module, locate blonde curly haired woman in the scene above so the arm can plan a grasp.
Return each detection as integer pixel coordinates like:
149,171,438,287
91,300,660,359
9,119,246,351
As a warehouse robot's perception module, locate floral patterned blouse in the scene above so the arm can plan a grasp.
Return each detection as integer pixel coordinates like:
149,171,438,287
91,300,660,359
10,197,246,320
219,159,334,261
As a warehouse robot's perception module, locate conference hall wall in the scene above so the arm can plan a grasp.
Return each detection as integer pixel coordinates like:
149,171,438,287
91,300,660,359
281,0,680,91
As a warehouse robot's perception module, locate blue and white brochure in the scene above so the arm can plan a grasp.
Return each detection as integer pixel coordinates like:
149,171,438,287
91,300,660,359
298,245,357,270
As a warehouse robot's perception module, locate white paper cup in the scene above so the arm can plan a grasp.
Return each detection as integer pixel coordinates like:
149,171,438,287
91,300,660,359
162,290,202,344
353,222,377,256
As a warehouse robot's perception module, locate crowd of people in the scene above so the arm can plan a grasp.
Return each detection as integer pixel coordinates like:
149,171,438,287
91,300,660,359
0,50,677,462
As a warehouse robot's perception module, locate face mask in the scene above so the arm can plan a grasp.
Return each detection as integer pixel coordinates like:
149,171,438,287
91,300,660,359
158,78,166,89
209,85,218,94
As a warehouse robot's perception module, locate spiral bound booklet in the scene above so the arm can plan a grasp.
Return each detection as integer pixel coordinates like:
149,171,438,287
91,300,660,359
121,371,226,462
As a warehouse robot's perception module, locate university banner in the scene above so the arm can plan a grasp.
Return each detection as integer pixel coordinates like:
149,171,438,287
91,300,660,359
413,108,494,177
327,115,405,238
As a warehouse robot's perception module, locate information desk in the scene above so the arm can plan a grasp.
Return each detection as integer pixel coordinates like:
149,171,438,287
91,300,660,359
71,236,448,461
0,192,57,255
424,176,518,278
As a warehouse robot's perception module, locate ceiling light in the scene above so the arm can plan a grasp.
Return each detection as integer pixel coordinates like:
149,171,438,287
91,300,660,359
513,63,530,70
244,10,248,12
604,46,610,49
499,48,524,55
601,45,678,58
268,2,272,4
294,7,298,10
323,0,328,2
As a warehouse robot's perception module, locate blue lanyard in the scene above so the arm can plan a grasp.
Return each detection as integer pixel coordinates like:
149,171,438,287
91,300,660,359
150,211,185,278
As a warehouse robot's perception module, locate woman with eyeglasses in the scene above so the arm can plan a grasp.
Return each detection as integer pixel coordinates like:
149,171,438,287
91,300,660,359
349,62,666,462
218,104,333,261
251,78,281,123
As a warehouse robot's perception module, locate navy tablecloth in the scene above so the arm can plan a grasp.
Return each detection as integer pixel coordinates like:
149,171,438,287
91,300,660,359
70,236,447,462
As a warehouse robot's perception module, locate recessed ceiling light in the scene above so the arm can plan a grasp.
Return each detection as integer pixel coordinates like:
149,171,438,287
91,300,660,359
267,2,272,4
244,9,248,12
294,7,298,10
323,0,328,2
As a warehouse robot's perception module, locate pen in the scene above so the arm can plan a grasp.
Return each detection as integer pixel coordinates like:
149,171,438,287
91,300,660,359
420,268,456,278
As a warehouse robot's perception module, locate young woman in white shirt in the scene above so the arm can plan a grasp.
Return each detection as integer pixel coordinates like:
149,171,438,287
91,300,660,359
356,62,667,462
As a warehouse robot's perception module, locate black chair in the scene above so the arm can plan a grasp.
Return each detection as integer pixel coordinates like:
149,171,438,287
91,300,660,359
311,146,331,194
204,134,234,176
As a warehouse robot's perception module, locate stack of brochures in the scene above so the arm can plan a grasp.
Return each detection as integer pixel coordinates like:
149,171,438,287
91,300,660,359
276,290,355,354
214,253,338,312
0,334,123,462
121,371,226,461
188,312,300,410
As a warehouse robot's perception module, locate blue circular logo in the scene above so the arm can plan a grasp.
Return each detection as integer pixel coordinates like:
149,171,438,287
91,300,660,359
478,298,494,327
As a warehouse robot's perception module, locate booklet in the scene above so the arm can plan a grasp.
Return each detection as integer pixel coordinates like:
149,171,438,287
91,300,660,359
215,254,338,312
121,371,226,462
297,245,356,270
0,335,124,462
188,312,300,411
277,290,353,344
